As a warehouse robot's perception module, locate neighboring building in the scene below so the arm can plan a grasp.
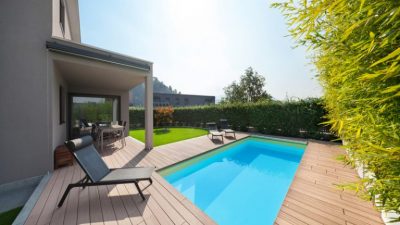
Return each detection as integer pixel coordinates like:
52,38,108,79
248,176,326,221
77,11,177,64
154,93,215,107
0,0,154,190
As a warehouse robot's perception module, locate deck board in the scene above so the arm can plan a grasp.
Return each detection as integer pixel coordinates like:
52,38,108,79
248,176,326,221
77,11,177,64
63,166,81,225
49,165,76,225
24,133,383,225
275,140,383,225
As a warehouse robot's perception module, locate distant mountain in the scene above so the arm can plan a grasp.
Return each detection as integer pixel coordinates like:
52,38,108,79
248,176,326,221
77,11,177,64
129,77,179,106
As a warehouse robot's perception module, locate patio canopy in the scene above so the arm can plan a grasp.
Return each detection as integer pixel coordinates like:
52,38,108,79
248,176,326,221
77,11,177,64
47,39,151,91
47,38,154,149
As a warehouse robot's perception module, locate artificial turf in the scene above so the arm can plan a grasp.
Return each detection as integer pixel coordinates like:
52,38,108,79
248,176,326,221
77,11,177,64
129,127,208,147
0,207,22,225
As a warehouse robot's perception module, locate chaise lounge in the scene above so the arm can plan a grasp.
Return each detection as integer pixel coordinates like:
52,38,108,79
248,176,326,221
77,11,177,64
220,119,236,138
206,122,224,142
58,136,154,207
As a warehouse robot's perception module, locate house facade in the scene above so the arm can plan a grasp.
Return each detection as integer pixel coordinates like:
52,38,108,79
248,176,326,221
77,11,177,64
153,93,215,107
0,0,154,187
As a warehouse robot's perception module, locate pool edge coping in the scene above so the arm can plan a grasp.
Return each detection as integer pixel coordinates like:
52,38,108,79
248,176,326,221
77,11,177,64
12,173,51,225
251,134,308,145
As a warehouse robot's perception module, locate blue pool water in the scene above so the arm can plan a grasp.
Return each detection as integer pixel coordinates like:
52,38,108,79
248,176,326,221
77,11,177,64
160,137,306,225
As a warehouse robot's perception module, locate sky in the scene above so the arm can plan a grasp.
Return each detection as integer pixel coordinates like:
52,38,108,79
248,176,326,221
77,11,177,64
78,0,322,101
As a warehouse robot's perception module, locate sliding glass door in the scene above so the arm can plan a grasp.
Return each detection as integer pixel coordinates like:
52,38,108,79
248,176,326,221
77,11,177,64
69,94,120,138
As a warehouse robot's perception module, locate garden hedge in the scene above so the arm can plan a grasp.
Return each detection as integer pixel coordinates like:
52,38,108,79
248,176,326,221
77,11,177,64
130,98,334,140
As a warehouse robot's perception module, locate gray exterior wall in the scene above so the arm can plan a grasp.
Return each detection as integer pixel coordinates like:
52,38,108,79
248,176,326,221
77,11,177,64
153,93,215,107
0,0,149,186
0,0,53,184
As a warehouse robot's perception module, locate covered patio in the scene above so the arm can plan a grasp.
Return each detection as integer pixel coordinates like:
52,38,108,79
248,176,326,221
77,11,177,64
47,38,154,150
22,134,383,225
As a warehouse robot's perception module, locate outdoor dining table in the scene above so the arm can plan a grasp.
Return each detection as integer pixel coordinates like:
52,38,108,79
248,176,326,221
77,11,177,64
98,124,124,150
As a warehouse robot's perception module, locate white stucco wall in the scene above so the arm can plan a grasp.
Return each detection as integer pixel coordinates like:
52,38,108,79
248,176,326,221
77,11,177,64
51,65,68,151
52,0,72,40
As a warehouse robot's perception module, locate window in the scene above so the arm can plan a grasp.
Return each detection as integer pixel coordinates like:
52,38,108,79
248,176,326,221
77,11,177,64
59,86,65,124
71,96,119,124
59,0,65,34
69,95,120,138
205,98,214,104
154,96,161,105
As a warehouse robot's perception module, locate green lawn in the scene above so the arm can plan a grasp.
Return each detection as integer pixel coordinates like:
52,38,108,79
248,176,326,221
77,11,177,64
129,127,208,147
0,207,22,225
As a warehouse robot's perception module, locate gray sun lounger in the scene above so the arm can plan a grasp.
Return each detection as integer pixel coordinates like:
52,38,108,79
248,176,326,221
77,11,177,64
206,122,224,142
58,136,154,207
220,119,236,138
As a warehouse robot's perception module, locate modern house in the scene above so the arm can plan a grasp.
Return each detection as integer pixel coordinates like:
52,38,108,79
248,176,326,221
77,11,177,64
0,0,154,194
153,93,215,107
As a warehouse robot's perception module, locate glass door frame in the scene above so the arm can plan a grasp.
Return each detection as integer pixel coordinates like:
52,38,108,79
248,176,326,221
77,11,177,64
67,93,121,139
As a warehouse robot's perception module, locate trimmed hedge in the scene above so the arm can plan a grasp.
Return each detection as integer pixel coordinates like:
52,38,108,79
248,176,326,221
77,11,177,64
129,98,334,140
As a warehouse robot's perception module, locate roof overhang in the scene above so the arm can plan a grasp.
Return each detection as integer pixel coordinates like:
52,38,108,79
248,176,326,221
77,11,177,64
47,38,153,91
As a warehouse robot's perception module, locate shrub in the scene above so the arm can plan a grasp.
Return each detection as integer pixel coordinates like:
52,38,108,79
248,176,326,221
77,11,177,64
273,0,400,218
129,98,333,140
154,106,174,127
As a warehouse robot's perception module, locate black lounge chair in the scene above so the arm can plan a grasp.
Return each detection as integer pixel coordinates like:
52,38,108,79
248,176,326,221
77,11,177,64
58,136,154,207
219,119,236,138
206,122,224,142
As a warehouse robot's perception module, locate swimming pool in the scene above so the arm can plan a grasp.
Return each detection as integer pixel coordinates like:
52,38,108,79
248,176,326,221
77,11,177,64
159,137,306,225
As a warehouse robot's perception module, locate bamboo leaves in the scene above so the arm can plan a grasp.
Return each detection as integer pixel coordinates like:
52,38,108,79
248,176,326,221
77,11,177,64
371,47,400,67
359,0,366,12
273,0,400,218
342,19,365,41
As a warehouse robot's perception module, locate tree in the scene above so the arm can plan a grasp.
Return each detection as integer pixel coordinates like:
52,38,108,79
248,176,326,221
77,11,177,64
222,67,272,103
223,82,245,103
273,0,400,219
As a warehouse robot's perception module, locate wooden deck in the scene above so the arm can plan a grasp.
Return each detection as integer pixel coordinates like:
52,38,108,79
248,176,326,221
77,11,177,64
275,140,383,225
24,133,383,225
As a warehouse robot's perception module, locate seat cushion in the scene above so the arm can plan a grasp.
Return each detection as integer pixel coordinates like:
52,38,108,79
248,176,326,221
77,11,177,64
223,129,235,133
65,135,93,151
210,131,223,136
100,167,154,182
